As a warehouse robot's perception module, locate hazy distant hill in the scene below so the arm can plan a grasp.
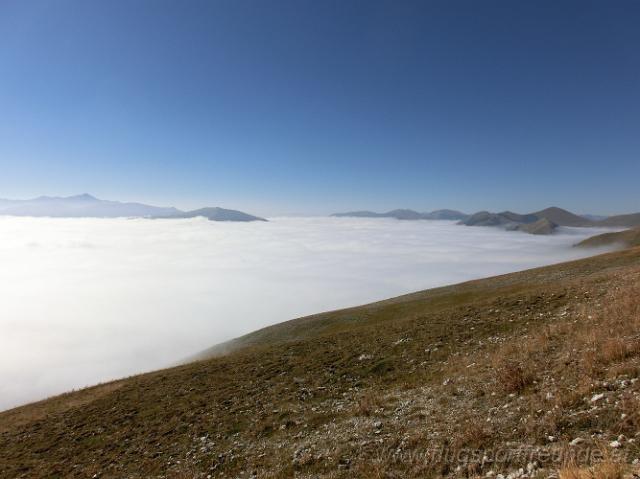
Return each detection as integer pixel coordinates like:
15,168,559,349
462,211,538,227
332,208,468,220
331,210,386,218
0,194,180,218
159,207,267,222
596,212,640,227
581,214,608,222
0,194,265,222
424,209,469,220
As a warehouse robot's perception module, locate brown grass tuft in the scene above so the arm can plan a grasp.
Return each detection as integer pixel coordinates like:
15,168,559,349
497,360,536,394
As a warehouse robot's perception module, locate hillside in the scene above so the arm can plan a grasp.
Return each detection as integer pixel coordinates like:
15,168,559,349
3,247,640,478
530,207,595,227
576,227,640,249
598,213,640,228
513,218,557,235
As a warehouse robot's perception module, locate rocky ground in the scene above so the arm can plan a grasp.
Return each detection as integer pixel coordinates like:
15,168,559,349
1,247,640,478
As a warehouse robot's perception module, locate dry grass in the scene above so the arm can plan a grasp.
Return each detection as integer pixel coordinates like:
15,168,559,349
455,418,492,448
0,380,123,433
559,461,624,479
497,359,537,394
355,390,385,416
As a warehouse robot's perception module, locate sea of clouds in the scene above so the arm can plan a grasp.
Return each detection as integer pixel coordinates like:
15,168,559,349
0,216,617,410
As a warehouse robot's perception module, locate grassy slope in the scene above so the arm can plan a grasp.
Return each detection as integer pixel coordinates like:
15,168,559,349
199,245,631,357
2,248,640,478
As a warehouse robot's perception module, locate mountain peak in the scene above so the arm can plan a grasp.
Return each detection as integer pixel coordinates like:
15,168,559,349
68,193,98,201
530,207,595,227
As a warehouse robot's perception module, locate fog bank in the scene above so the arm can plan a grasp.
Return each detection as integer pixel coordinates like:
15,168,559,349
0,216,615,410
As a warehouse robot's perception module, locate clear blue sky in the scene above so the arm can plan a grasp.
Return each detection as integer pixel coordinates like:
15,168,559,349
1,0,639,216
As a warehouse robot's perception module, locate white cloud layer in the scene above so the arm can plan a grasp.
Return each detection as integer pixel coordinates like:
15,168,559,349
0,216,617,410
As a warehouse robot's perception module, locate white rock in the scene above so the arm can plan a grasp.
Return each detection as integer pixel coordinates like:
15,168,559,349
609,440,622,449
570,437,584,446
591,393,605,403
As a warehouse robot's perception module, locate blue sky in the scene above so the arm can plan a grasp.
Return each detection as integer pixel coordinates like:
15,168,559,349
0,0,639,216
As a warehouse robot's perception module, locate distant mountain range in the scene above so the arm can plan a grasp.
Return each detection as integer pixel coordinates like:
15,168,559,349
461,207,593,229
3,196,639,232
332,209,468,220
461,207,640,235
0,194,266,222
333,206,640,235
